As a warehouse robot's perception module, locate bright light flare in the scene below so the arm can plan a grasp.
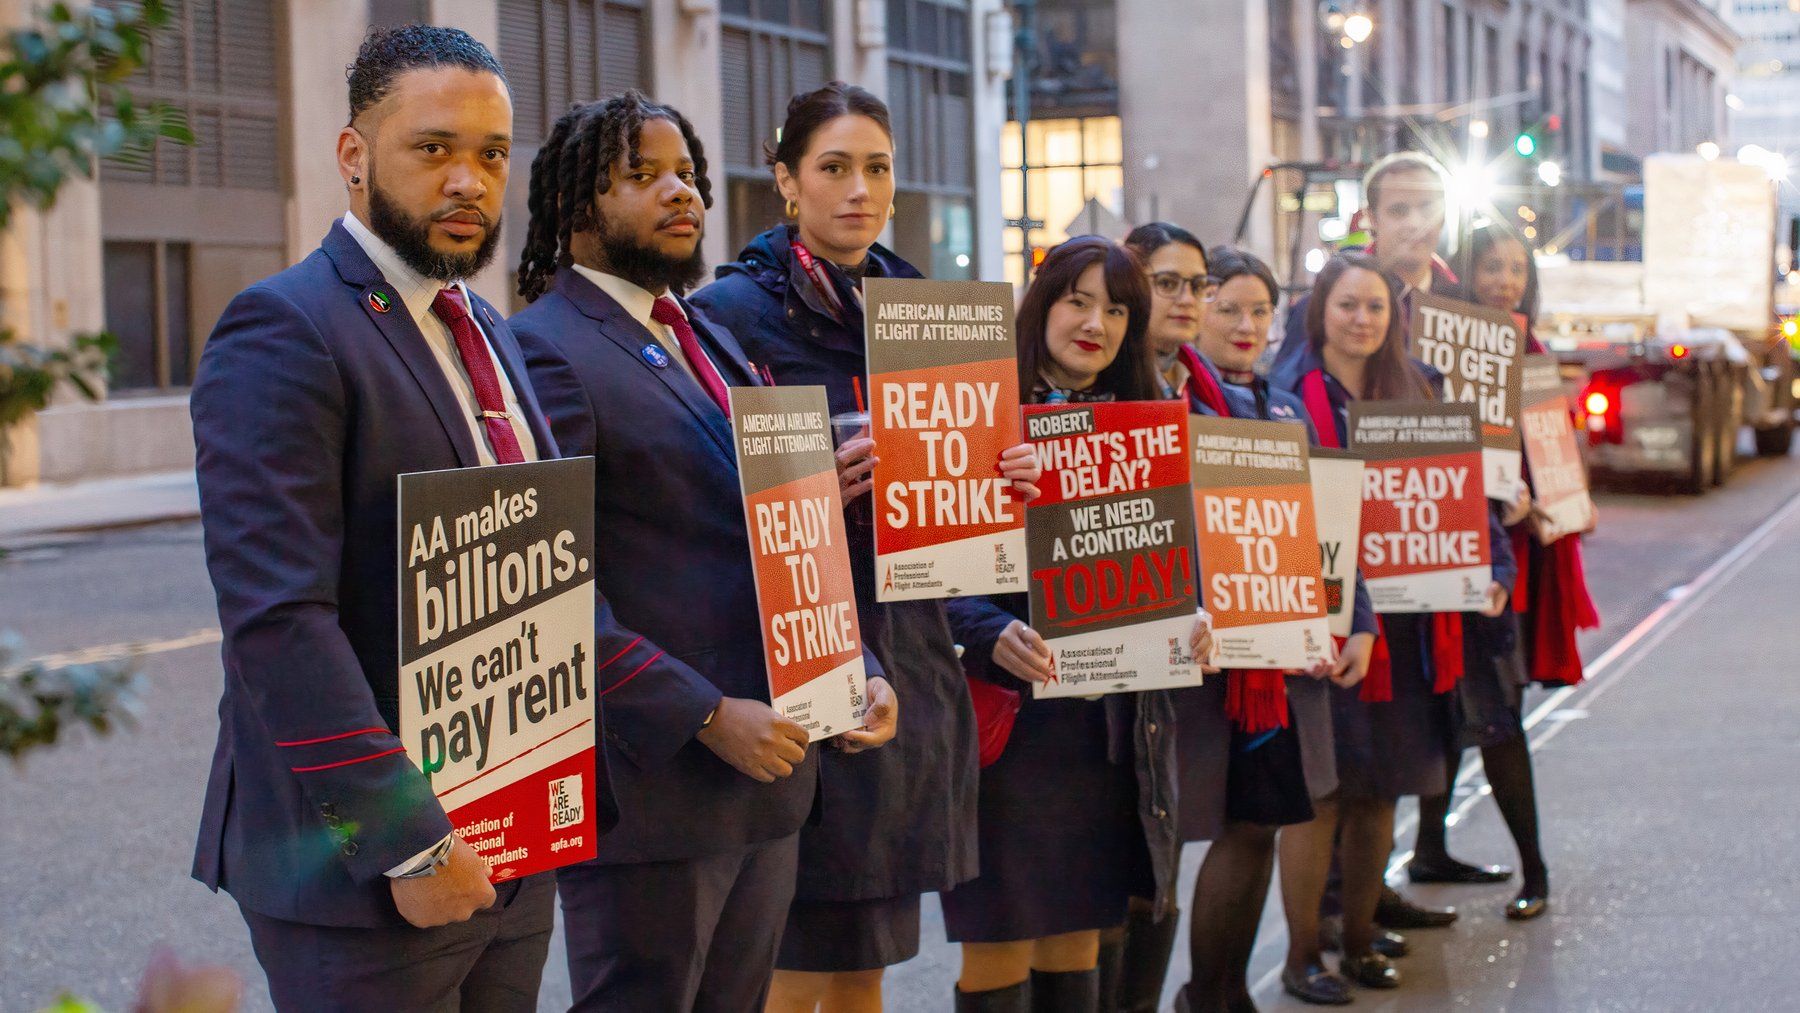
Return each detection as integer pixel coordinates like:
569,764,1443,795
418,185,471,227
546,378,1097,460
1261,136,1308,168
1344,13,1373,43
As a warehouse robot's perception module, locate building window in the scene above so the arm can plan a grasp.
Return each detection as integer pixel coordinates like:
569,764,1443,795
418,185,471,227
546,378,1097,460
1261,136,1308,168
889,0,976,278
498,0,648,147
1000,116,1124,287
102,242,192,392
720,0,832,254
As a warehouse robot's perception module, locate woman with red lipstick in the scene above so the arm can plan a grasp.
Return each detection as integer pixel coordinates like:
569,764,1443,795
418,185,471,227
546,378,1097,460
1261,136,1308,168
1123,222,1211,397
1406,222,1595,921
1269,252,1516,1002
692,83,1041,1013
942,236,1205,1012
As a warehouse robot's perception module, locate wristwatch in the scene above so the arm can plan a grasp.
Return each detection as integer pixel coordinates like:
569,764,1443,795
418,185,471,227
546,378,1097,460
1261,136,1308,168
396,834,456,879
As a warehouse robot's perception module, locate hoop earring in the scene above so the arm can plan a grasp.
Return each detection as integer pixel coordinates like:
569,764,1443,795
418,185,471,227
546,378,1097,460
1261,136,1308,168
786,200,799,219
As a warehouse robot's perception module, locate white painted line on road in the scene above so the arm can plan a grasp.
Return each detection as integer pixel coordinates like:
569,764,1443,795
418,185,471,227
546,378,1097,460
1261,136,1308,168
27,628,221,669
1249,491,1800,1001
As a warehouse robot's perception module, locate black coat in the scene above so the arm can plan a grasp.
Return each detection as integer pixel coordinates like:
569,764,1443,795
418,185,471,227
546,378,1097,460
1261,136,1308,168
689,226,980,900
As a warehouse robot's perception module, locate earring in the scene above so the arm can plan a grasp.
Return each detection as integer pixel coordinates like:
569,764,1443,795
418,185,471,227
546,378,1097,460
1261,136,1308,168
786,199,798,219
887,204,896,220
350,174,361,185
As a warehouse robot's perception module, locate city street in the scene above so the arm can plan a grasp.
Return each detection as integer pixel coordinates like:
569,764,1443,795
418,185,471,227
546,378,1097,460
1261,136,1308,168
4,443,1799,1012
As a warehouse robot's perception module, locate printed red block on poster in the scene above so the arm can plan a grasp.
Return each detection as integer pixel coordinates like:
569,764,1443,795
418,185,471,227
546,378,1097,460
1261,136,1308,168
399,457,599,883
1350,401,1491,612
729,384,869,742
865,278,1026,601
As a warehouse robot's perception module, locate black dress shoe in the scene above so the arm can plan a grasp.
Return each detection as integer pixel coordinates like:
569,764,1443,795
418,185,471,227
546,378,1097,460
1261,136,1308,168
1280,964,1353,1006
1373,929,1409,958
1506,892,1549,920
1319,917,1408,958
1408,856,1514,884
1375,886,1458,929
1225,994,1259,1013
1338,953,1402,989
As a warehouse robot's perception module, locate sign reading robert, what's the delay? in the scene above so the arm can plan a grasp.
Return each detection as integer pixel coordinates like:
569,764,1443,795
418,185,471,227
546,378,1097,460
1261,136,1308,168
865,278,1025,601
729,385,870,742
399,457,599,883
1190,415,1333,670
1350,401,1491,612
1023,400,1202,699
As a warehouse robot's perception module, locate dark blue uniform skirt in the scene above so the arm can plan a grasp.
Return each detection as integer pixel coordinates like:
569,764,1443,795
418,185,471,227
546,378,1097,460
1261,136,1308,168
940,696,1151,943
1328,614,1453,801
1174,675,1338,841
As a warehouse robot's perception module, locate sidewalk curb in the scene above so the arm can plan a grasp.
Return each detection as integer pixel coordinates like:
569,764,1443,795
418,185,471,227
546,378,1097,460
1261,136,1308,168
0,470,200,546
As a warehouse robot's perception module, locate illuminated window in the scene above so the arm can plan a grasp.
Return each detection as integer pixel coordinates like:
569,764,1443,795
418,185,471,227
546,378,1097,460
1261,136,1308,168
1001,116,1125,286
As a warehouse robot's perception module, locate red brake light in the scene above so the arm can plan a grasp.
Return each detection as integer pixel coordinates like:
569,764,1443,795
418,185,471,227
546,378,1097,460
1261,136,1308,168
1584,391,1611,416
1670,343,1689,359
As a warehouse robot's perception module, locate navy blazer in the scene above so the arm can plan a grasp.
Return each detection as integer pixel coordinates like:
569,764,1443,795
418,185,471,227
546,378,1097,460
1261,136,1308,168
193,220,659,928
512,268,874,864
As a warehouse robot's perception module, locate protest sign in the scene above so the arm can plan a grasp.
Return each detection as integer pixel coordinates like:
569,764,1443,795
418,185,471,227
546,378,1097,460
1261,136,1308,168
1520,355,1596,539
1350,401,1491,611
1308,447,1365,638
1023,401,1202,699
1190,415,1333,669
1412,292,1526,502
399,457,598,882
728,385,869,742
865,278,1024,601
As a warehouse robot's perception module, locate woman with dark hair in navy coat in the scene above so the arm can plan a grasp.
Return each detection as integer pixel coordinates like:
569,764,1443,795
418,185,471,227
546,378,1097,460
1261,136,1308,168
1270,251,1515,1002
941,236,1210,1012
691,82,1041,1013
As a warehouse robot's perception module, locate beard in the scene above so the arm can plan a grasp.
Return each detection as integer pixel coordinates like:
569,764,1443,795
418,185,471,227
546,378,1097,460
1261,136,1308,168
367,176,503,282
593,211,708,295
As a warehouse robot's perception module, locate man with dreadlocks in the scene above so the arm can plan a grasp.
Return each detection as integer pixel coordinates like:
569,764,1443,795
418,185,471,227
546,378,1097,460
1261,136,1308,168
511,92,899,1012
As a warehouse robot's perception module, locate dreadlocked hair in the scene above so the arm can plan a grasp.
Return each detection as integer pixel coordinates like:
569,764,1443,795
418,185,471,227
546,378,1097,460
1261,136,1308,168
516,90,715,302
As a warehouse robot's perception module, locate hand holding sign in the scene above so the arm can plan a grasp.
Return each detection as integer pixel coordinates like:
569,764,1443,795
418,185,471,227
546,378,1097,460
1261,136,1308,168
1329,631,1378,689
1190,609,1220,675
994,619,1056,684
390,835,497,928
999,441,1044,502
835,432,878,502
698,697,810,783
835,675,899,754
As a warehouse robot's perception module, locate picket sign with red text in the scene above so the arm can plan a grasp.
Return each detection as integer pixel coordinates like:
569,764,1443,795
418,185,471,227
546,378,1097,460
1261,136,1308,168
728,385,869,742
1350,401,1491,611
1308,448,1365,638
1024,401,1202,699
1411,293,1526,502
1520,355,1596,539
865,278,1026,601
1190,415,1333,669
399,457,599,883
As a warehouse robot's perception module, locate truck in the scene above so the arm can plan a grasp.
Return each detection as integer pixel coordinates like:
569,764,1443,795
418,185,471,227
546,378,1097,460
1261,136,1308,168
1535,155,1798,493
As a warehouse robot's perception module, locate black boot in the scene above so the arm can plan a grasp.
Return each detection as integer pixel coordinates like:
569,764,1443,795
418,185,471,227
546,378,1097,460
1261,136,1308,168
1114,908,1179,1012
957,980,1032,1012
1031,968,1101,1012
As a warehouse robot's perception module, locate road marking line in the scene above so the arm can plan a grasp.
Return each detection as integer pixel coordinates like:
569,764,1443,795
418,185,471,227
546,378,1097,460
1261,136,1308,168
1248,491,1800,1001
26,628,221,669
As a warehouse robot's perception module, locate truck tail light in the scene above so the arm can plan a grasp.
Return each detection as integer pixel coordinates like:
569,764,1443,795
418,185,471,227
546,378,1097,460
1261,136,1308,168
1670,343,1690,359
1584,391,1611,416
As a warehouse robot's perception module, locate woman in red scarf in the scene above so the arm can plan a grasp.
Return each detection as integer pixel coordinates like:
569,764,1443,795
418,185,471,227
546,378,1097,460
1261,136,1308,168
1405,223,1597,921
1270,252,1517,1001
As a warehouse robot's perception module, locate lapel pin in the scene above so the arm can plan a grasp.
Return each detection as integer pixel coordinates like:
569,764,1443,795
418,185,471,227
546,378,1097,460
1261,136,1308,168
368,290,392,314
641,344,670,369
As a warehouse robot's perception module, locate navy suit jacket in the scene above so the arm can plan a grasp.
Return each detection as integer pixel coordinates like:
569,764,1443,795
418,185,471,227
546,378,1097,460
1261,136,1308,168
513,268,877,864
191,221,649,928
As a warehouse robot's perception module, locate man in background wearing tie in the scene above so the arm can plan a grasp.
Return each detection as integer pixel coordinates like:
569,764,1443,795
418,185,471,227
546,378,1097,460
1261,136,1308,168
510,93,898,1012
189,26,674,1009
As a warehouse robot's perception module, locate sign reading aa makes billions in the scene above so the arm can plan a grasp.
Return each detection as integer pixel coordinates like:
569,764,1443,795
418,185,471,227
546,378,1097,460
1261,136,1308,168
728,385,869,742
399,457,598,883
866,278,1025,601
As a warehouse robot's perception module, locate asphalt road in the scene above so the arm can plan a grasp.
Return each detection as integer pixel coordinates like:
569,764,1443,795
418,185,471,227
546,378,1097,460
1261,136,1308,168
2,440,1797,1012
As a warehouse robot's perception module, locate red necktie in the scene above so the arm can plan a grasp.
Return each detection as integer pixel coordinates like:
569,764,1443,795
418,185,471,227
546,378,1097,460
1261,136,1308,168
652,296,730,413
431,287,525,465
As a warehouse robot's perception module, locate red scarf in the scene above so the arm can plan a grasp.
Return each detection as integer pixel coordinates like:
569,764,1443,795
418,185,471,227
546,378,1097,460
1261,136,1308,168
1178,344,1230,417
1509,518,1600,685
1299,369,1464,700
790,237,847,324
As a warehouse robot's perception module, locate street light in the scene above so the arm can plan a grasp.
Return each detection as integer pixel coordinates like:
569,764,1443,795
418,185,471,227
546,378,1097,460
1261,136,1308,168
1344,12,1373,43
1469,119,1490,140
1538,160,1563,187
1697,140,1721,161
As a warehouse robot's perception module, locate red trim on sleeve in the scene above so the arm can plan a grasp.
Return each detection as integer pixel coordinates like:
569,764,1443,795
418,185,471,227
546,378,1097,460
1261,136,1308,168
601,650,665,697
276,727,390,748
290,746,407,773
596,636,644,672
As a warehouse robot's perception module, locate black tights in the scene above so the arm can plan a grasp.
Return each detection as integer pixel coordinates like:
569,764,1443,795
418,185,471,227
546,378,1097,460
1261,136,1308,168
1187,821,1276,1010
1279,798,1394,973
1415,734,1550,894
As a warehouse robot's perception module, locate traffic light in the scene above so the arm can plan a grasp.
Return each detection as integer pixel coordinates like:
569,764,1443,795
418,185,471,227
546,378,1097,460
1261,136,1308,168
1514,104,1562,164
1514,132,1537,158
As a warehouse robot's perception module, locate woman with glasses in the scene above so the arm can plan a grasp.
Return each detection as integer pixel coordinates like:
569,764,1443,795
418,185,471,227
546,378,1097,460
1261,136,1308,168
1123,222,1214,397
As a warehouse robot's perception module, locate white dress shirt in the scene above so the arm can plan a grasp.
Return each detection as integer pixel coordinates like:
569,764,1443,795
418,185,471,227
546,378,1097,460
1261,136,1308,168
342,212,538,877
570,263,722,387
342,212,540,466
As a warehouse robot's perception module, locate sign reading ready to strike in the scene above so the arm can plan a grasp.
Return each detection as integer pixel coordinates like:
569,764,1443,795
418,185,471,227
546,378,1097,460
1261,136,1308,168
1024,400,1202,699
1411,293,1526,502
1190,415,1333,669
728,385,869,742
865,278,1025,601
399,457,599,883
1350,402,1491,612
